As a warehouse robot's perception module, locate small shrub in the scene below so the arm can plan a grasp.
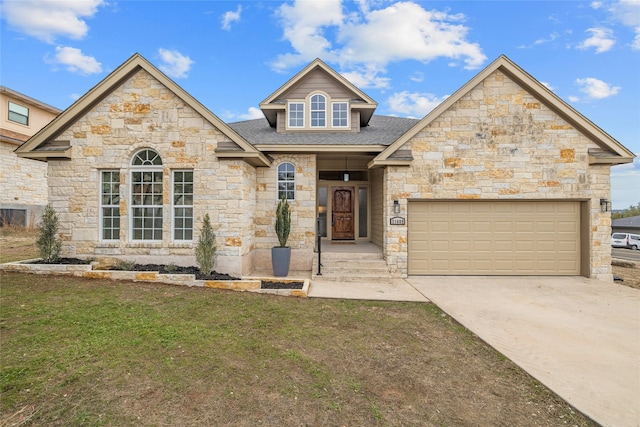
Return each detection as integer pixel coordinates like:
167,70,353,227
164,263,178,273
196,213,217,275
36,205,61,263
275,196,291,248
115,260,136,271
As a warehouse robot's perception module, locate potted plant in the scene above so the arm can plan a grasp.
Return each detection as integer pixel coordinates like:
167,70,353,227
271,195,292,277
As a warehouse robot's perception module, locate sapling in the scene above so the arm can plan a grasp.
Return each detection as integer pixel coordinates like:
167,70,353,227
36,204,62,263
195,213,217,275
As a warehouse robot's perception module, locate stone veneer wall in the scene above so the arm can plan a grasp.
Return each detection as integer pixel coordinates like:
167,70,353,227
47,69,257,277
0,141,48,226
253,154,316,272
384,70,612,281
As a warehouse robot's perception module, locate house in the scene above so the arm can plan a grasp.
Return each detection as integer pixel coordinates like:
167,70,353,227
612,216,640,235
16,53,634,281
0,86,61,226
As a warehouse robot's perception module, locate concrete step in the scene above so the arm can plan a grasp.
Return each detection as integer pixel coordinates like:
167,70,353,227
312,252,397,283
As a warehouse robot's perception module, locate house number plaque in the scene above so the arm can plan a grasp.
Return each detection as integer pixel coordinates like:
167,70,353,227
390,216,405,225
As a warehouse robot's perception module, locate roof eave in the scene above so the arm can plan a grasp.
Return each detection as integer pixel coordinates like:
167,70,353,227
17,148,72,161
215,151,272,167
368,158,412,168
255,144,386,153
588,155,635,165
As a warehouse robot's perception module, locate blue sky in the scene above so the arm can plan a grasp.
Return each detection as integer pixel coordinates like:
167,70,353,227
1,0,638,208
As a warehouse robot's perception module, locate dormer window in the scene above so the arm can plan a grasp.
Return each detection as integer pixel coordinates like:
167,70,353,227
310,94,326,128
289,102,304,128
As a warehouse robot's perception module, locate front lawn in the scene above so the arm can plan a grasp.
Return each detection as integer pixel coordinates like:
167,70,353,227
0,272,594,426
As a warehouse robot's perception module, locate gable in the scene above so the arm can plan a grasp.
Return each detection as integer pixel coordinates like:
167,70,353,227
15,54,270,167
373,55,634,167
279,68,363,101
260,58,377,128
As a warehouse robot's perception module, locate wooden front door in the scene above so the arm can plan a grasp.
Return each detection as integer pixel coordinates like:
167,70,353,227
332,186,354,240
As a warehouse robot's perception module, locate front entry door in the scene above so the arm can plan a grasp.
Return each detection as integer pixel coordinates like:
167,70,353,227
332,186,354,240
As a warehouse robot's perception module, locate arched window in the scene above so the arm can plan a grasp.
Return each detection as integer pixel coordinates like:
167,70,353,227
277,162,295,200
131,149,163,240
310,94,326,128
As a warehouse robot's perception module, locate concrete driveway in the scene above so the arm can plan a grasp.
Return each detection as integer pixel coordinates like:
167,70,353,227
407,276,640,427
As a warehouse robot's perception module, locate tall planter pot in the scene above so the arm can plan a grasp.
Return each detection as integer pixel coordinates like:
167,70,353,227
271,247,291,277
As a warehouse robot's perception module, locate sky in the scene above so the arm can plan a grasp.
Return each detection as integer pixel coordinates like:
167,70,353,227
1,0,638,209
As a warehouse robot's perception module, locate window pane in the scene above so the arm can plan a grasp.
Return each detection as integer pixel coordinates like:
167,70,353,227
358,188,368,238
8,102,29,125
101,171,120,240
172,170,193,241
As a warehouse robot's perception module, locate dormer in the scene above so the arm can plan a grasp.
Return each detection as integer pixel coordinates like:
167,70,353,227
259,59,377,133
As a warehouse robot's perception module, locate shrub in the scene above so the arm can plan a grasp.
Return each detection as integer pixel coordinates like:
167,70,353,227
196,213,217,275
36,204,62,263
275,196,291,248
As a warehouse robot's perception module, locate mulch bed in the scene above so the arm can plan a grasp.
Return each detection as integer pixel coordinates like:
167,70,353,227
30,257,91,265
24,260,304,289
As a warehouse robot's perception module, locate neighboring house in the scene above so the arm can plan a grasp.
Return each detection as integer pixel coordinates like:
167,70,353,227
16,54,635,281
612,216,640,234
0,86,61,226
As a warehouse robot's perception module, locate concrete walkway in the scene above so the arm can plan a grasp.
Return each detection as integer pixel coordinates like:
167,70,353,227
406,276,640,427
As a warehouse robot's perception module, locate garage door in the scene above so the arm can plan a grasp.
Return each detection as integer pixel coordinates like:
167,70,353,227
408,201,581,275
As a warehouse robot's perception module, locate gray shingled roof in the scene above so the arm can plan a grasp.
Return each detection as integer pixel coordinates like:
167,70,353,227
228,115,420,146
612,215,640,228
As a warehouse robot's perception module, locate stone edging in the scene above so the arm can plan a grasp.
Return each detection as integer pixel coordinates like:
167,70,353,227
0,260,309,298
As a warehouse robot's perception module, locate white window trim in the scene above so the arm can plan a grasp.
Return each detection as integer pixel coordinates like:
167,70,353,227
288,102,305,128
276,162,296,201
331,101,349,128
130,150,164,242
100,170,120,241
310,93,327,128
171,170,194,242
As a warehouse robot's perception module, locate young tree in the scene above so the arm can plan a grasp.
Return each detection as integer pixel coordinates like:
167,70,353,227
195,213,217,275
36,204,62,263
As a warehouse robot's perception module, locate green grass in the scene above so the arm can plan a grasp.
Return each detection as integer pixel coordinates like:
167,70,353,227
0,272,595,426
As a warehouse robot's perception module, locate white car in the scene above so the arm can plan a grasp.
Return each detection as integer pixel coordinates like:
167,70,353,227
611,233,640,250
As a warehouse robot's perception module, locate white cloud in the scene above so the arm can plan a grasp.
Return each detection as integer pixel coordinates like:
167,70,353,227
575,77,620,99
271,0,486,78
590,1,604,10
221,6,242,31
239,107,265,120
1,0,104,43
271,0,344,71
341,67,391,89
221,107,265,122
611,157,640,209
48,46,102,75
577,27,615,53
540,81,555,91
387,91,448,117
158,49,194,79
607,0,640,50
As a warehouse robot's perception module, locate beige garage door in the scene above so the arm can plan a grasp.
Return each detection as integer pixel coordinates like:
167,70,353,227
408,201,581,275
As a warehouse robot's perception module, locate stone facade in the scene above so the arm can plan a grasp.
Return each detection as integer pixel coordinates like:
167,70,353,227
19,55,630,282
47,70,262,276
383,70,613,280
0,140,48,225
253,154,317,272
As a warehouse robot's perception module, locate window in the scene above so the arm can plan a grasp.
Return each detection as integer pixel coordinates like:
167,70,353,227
131,149,163,241
289,102,304,127
8,101,29,125
310,94,326,127
277,162,295,200
101,171,120,240
332,102,348,127
173,170,193,240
